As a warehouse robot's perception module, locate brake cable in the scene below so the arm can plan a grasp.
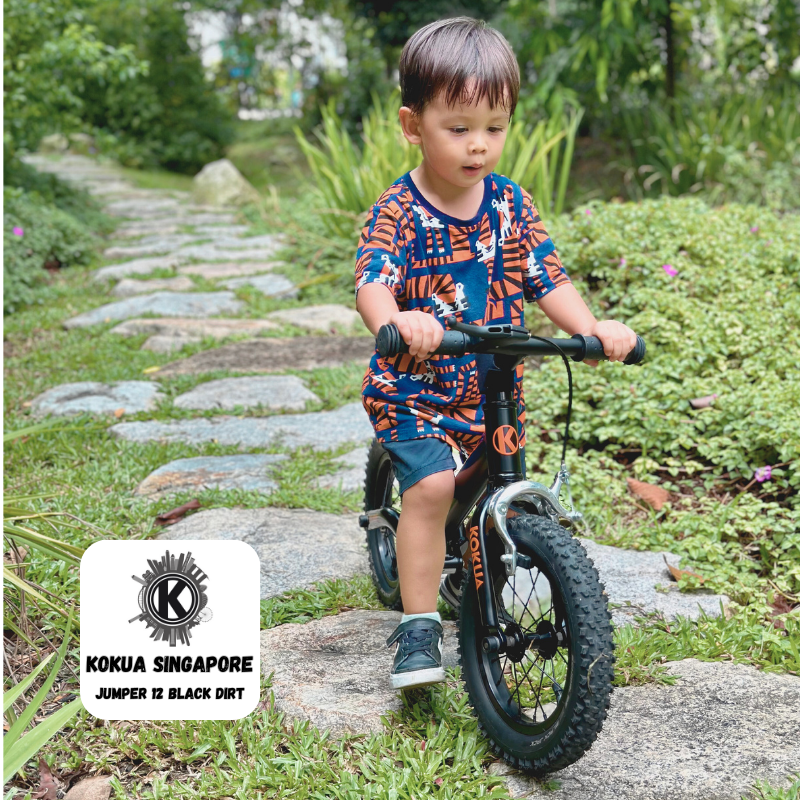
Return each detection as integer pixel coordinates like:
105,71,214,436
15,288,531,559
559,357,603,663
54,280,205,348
526,335,573,466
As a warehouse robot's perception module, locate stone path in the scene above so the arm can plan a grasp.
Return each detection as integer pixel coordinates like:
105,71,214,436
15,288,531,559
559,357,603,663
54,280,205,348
27,153,790,800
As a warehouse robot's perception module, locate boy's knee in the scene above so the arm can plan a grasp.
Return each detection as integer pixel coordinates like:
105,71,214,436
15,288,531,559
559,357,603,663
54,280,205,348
404,469,455,508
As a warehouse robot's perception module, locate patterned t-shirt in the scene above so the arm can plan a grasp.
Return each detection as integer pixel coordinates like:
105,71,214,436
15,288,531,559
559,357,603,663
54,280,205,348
355,170,570,454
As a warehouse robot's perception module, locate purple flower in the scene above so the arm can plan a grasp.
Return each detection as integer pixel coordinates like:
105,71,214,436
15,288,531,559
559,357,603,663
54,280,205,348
585,209,592,216
12,226,23,237
750,226,759,233
619,257,627,266
755,465,772,483
662,264,678,277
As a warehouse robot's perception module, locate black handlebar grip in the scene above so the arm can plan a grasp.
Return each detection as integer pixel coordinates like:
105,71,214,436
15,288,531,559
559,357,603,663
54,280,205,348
623,335,646,365
571,334,646,365
376,324,408,357
376,324,470,358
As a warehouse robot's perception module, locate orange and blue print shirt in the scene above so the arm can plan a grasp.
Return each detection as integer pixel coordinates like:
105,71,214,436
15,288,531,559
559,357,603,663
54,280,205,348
355,170,570,454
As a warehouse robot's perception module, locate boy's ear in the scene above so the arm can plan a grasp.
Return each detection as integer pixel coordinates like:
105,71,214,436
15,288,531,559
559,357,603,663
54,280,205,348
399,106,422,145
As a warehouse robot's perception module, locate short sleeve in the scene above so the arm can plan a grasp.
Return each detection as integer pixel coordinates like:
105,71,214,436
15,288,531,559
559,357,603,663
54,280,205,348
355,202,407,302
518,189,570,301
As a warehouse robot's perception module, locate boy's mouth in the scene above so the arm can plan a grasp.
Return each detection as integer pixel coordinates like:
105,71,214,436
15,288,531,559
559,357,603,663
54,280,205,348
462,164,483,175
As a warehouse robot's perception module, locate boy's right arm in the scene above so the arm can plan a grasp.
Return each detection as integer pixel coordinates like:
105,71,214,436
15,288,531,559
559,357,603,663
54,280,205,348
356,283,444,360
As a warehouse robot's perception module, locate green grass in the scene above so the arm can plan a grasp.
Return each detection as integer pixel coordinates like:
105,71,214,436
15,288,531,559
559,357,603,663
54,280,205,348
116,166,195,193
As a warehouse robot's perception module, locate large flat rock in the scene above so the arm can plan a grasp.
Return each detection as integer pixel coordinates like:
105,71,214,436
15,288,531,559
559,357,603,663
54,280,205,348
265,304,366,334
110,317,278,341
490,659,800,800
155,336,375,376
103,234,200,259
177,261,283,280
93,255,191,282
63,292,242,328
112,277,194,297
173,375,319,411
314,447,369,492
260,610,459,738
222,273,298,298
110,402,373,451
159,507,369,598
30,381,163,418
135,454,286,498
579,538,729,626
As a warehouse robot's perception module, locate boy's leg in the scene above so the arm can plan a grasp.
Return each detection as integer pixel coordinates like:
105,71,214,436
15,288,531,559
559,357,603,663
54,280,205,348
396,469,455,614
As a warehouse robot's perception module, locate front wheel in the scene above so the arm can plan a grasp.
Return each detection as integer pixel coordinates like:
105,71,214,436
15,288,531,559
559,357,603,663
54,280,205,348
457,514,615,775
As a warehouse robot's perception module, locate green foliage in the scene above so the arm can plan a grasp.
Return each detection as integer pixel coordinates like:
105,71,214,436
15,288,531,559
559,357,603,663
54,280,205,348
3,607,83,786
621,88,800,210
524,195,799,606
3,186,100,313
295,91,420,238
2,0,146,156
83,0,235,173
496,107,583,218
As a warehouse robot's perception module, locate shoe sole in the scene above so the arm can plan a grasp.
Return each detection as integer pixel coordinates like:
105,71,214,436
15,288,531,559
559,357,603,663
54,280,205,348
390,666,446,690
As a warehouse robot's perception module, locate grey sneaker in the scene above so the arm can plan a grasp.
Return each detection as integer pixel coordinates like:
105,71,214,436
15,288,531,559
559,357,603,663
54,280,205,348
439,572,463,613
386,618,445,690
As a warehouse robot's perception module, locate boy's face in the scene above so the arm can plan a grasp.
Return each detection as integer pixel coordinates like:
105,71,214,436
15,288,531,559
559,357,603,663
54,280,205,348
400,79,511,190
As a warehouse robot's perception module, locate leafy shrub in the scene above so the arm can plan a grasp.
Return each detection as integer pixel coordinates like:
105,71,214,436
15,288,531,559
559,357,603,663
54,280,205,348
523,195,799,605
3,188,98,314
620,89,800,211
82,0,234,173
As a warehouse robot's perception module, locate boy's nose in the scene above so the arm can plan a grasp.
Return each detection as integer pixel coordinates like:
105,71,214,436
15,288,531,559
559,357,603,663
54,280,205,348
469,138,488,154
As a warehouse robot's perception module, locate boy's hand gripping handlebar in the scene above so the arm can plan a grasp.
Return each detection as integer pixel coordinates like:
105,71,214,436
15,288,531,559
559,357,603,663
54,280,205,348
376,318,646,364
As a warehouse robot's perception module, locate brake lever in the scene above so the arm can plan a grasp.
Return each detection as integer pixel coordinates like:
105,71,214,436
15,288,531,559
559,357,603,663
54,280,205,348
445,318,531,342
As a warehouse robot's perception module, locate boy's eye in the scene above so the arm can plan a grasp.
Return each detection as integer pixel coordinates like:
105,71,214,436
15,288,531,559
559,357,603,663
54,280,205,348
450,127,505,134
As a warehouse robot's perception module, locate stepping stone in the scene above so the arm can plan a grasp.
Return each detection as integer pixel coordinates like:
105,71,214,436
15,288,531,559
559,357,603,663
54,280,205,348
113,224,182,239
30,381,163,418
160,507,369,597
155,336,374,376
110,317,278,341
222,274,298,298
579,538,729,627
314,447,369,492
206,234,281,250
489,659,800,800
104,197,185,218
172,244,281,262
259,610,459,737
112,277,195,298
103,234,200,259
110,402,373,451
173,376,319,411
63,292,242,329
178,262,283,280
93,254,190,282
142,336,200,354
265,304,366,334
135,454,286,498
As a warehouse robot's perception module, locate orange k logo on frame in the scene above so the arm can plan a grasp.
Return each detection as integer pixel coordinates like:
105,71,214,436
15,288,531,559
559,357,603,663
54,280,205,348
492,425,519,456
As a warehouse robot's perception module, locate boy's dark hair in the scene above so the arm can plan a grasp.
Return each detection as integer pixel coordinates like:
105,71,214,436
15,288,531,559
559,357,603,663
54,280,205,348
399,17,520,118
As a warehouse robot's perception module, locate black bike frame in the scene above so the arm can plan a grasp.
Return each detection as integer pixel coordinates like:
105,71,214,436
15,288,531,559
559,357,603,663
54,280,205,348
444,354,528,638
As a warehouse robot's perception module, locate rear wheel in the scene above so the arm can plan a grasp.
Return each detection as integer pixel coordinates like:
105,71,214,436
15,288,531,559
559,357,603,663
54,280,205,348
457,513,615,775
363,439,403,610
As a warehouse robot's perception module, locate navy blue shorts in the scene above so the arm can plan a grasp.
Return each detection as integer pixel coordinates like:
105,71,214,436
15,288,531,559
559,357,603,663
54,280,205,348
381,437,457,495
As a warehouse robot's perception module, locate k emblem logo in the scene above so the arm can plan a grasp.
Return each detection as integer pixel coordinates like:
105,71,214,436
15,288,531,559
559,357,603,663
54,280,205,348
492,425,519,456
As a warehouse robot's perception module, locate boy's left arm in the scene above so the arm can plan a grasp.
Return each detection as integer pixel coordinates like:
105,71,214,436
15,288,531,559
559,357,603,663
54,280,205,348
536,283,636,366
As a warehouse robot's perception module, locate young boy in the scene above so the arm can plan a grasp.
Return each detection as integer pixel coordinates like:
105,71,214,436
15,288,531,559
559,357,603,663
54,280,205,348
355,17,637,691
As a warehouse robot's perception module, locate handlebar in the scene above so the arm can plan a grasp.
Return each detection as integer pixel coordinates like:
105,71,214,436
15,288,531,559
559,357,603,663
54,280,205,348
376,320,646,365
